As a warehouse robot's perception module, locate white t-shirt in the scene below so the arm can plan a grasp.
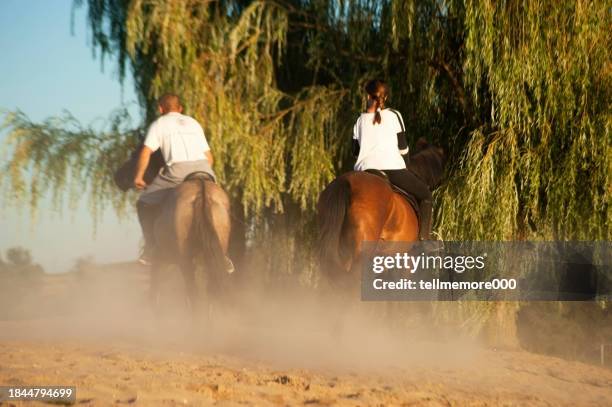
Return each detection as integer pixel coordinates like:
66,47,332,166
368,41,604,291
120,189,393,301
353,108,407,171
144,112,211,166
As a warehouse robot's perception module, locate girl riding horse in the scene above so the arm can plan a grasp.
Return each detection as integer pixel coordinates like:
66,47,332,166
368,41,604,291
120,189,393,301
318,80,446,278
352,79,433,240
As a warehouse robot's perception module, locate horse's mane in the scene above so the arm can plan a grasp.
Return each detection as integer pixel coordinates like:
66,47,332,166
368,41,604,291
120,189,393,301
406,139,446,189
114,143,165,191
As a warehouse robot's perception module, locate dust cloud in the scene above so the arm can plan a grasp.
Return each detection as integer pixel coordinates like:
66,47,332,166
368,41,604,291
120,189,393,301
2,260,611,405
0,260,481,372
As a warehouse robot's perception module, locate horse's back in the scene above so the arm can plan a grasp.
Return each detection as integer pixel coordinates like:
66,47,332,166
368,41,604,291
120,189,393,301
344,171,393,231
344,171,419,242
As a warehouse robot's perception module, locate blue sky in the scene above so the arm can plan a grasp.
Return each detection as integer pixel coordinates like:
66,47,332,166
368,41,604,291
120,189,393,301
0,0,142,272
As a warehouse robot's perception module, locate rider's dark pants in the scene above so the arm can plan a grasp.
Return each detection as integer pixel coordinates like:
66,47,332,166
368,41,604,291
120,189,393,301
384,169,432,202
384,168,433,239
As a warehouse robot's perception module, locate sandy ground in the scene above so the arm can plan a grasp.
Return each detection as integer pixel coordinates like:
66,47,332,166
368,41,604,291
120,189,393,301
1,320,611,406
1,265,611,406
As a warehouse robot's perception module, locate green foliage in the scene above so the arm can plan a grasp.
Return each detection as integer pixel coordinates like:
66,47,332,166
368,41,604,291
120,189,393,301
437,0,610,240
1,109,139,221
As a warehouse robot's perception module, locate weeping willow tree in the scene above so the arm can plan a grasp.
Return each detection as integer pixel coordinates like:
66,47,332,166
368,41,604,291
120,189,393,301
437,0,609,346
1,1,609,298
437,0,610,241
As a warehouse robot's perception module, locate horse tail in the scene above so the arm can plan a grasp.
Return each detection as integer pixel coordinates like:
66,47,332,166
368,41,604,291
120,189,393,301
317,176,352,272
193,179,226,275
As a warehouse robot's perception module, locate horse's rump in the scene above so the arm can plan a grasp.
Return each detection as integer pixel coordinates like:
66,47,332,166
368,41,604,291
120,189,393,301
345,171,419,243
154,178,230,273
317,171,418,276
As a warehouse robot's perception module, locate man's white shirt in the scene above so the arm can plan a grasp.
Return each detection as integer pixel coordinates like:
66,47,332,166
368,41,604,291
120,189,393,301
144,112,210,166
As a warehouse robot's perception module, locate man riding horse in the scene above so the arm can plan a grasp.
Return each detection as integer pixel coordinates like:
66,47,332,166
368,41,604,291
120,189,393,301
132,94,233,273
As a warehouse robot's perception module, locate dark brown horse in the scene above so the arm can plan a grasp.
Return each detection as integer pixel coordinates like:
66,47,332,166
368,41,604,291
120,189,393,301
114,144,231,314
317,140,446,286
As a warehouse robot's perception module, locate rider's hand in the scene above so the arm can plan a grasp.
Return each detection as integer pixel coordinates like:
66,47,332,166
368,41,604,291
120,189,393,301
134,177,147,190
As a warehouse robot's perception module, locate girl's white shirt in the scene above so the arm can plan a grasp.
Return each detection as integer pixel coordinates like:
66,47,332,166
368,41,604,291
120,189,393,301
353,108,407,171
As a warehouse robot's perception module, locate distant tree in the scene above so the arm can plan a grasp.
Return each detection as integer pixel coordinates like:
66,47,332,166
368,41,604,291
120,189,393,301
6,247,32,267
0,247,44,276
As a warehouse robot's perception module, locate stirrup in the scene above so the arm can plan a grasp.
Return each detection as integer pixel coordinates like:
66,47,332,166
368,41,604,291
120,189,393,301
138,245,156,266
138,253,153,266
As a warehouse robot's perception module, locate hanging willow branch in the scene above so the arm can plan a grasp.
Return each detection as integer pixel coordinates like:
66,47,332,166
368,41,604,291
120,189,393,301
0,109,140,221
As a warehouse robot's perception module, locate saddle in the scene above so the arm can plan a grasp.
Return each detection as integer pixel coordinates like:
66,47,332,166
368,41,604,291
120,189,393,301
184,171,216,183
364,169,420,220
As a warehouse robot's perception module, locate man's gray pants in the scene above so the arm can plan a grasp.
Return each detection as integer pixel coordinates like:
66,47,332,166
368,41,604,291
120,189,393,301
138,160,215,205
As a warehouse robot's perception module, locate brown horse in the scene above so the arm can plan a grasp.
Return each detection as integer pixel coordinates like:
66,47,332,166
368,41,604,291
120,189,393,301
317,140,446,287
114,144,231,314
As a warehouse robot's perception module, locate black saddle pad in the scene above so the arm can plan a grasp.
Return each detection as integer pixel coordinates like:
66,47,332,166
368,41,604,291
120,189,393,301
364,169,420,219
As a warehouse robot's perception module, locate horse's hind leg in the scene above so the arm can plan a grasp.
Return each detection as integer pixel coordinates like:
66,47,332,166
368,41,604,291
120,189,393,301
149,263,163,315
179,260,198,314
207,184,231,253
180,260,212,336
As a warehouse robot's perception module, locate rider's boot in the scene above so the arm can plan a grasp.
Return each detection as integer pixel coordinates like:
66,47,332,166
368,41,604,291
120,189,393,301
224,256,235,274
137,201,158,265
418,199,433,240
